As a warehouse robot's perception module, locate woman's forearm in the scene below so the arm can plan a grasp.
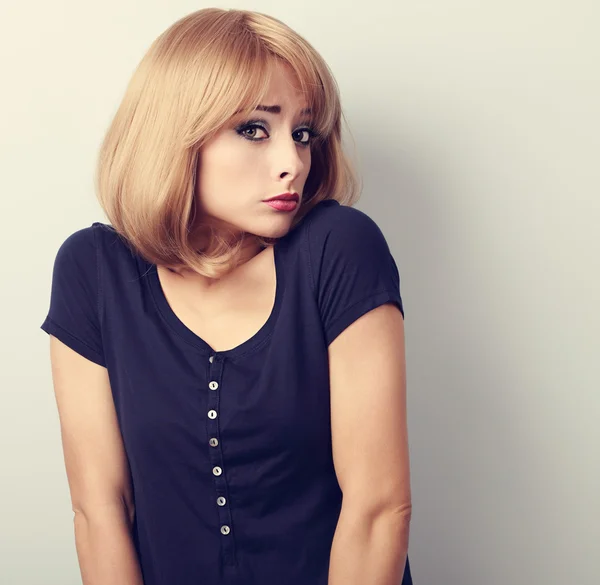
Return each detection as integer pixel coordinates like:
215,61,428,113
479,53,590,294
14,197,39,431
73,503,144,585
328,504,411,585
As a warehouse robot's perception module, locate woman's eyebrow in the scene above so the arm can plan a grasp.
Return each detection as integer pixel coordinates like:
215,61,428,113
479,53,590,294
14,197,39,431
235,105,312,115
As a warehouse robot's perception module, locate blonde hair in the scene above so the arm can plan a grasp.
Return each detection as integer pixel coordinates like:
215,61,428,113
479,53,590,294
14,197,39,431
95,8,361,278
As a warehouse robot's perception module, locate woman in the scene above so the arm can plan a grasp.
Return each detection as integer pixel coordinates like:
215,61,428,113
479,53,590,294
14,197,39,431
41,8,413,585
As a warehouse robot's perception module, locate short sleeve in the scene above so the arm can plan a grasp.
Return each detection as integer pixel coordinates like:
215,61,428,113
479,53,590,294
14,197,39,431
306,201,404,346
40,225,106,367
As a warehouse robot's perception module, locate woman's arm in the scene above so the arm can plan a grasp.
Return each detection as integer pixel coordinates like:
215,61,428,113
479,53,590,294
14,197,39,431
48,336,144,585
327,303,411,585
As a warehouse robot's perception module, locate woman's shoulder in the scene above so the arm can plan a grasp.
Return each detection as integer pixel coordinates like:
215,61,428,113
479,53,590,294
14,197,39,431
301,199,385,240
300,199,392,261
58,221,121,252
91,221,126,245
48,222,112,271
90,221,144,263
50,221,141,288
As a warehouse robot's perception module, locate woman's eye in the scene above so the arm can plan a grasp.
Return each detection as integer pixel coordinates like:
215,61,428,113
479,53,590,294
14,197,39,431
236,123,315,145
240,125,268,140
294,129,313,145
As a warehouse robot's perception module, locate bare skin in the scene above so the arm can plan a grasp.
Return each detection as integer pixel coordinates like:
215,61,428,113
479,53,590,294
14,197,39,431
156,245,276,352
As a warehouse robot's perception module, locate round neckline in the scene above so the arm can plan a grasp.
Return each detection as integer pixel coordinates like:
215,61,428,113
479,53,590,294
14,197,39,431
145,239,286,359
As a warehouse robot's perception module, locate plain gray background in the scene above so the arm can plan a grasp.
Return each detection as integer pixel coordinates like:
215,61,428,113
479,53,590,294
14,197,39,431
1,1,598,584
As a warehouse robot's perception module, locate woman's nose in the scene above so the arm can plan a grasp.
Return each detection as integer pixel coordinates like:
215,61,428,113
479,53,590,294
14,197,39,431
274,137,306,179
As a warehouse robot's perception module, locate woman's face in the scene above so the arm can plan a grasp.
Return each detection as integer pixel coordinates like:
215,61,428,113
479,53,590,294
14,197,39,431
195,62,314,241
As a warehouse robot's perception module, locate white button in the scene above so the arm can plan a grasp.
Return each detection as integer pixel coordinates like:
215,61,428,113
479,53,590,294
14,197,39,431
209,438,219,447
213,466,222,476
217,496,226,506
208,410,218,419
209,381,219,391
220,525,231,535
209,356,214,363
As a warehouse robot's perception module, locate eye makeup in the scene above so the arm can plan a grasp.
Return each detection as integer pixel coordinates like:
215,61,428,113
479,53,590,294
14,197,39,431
234,118,320,146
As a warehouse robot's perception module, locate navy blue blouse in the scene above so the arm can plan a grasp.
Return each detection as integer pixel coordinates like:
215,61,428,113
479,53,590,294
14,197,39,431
41,199,412,585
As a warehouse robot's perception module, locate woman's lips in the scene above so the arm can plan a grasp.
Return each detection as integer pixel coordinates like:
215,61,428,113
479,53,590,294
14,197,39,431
264,199,298,211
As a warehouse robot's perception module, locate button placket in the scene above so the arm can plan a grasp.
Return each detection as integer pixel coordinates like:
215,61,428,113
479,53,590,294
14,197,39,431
206,354,237,566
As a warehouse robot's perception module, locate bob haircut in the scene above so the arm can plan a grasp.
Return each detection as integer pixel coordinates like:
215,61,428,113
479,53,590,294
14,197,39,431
95,8,361,279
